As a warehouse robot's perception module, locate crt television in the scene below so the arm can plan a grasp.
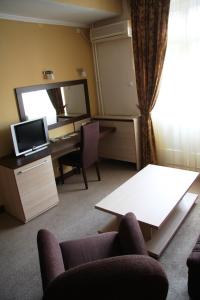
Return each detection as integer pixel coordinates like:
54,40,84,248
10,117,49,157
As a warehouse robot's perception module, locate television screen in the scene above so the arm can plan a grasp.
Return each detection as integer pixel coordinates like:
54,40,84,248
11,117,49,156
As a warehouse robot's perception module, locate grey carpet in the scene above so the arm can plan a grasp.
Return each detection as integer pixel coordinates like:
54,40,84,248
0,159,199,300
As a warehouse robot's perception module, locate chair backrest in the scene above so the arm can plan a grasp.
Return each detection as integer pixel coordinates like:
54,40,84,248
80,121,100,168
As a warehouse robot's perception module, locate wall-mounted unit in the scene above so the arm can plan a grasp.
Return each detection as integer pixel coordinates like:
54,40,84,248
90,20,132,43
91,20,139,116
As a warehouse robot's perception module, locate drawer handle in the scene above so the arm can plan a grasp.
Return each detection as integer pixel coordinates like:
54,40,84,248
17,160,49,175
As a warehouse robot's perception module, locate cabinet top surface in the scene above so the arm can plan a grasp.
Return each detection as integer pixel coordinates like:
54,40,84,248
0,148,51,169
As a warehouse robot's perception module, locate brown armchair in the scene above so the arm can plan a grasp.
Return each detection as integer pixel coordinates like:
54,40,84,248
187,234,200,299
37,213,168,299
58,121,100,189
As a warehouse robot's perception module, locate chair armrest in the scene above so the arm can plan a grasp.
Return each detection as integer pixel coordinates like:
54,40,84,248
118,212,148,255
37,229,65,291
43,255,168,300
187,252,200,270
187,235,200,270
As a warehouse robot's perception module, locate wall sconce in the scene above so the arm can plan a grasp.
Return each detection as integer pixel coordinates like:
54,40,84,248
76,68,87,78
42,70,54,80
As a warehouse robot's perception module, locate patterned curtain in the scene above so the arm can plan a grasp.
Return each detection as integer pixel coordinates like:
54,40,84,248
47,88,64,115
130,0,170,167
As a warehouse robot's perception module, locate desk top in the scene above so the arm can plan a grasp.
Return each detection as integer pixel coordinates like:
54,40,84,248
50,126,115,160
95,164,199,228
0,126,115,169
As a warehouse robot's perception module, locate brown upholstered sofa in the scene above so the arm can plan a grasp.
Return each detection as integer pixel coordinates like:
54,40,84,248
37,212,168,299
187,235,200,299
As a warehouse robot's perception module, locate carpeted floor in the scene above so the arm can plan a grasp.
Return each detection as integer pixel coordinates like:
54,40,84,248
0,159,200,300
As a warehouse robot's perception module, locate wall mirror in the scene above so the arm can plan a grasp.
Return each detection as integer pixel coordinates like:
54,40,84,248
15,79,91,129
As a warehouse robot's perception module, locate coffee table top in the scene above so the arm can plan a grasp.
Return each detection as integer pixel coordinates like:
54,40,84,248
95,164,199,228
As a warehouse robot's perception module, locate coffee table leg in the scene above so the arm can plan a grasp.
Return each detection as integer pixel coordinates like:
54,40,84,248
98,216,153,241
97,215,122,233
139,222,152,241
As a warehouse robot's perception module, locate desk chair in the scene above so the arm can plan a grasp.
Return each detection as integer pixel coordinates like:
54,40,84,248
37,213,168,300
58,121,100,189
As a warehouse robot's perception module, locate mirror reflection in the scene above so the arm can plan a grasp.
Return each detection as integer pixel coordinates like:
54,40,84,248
22,89,57,125
15,79,90,129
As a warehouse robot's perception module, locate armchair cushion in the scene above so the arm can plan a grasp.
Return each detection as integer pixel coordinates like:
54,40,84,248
43,255,168,300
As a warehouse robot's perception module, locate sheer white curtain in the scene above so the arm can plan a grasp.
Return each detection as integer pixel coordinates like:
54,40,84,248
152,0,200,170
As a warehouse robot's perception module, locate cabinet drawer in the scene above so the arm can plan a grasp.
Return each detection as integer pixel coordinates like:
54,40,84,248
14,156,59,221
98,120,136,162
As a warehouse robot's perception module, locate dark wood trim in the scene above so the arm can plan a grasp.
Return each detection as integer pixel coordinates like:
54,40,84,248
15,79,91,130
99,126,116,138
48,113,90,130
0,205,5,213
93,117,134,122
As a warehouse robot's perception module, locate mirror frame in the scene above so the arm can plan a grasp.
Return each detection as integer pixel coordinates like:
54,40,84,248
15,79,91,129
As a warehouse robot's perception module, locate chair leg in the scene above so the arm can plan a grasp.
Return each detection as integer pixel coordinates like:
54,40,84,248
82,167,88,189
95,162,101,181
59,161,64,185
76,166,81,174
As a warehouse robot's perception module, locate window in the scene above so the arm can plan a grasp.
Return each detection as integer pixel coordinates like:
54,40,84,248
152,0,200,169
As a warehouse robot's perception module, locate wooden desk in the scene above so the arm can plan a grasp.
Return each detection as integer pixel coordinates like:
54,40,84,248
0,126,115,169
50,126,115,160
50,135,79,160
0,126,115,223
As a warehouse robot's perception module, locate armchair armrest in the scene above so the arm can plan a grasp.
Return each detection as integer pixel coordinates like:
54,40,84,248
118,212,148,255
187,235,200,299
43,255,168,300
37,229,65,291
187,235,200,270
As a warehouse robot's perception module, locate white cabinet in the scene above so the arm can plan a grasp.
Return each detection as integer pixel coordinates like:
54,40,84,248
94,38,139,116
0,155,59,223
94,116,141,170
91,22,141,169
91,21,139,116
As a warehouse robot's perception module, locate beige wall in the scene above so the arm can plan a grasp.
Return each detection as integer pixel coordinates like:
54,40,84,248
0,19,97,157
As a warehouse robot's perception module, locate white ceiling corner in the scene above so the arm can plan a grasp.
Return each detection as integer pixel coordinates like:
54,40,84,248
0,0,119,27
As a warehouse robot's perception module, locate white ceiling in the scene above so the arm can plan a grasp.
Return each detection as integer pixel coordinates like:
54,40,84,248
0,0,120,28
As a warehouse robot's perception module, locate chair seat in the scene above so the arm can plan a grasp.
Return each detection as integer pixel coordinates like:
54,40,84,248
59,150,81,167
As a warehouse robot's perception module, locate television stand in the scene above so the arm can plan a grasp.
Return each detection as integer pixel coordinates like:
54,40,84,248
0,153,59,223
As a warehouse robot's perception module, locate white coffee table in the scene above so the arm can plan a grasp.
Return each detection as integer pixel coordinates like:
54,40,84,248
95,164,199,257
